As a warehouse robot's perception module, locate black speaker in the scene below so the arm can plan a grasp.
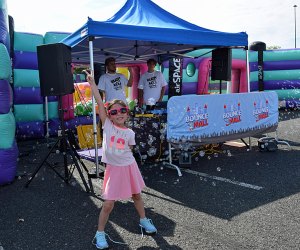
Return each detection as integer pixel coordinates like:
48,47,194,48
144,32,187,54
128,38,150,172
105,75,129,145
211,48,232,81
37,43,74,96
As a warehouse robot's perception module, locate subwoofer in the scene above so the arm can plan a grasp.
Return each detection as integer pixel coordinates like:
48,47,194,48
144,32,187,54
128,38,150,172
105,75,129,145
211,48,232,81
37,43,74,96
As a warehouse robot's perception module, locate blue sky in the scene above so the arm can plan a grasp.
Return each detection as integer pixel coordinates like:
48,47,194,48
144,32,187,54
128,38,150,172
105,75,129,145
7,0,300,49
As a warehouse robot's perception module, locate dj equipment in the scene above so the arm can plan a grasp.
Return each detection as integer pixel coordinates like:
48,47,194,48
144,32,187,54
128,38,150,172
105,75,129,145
130,113,168,161
258,137,278,152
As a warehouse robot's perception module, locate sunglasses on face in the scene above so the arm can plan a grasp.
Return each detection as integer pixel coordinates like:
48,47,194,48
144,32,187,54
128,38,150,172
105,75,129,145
108,107,129,116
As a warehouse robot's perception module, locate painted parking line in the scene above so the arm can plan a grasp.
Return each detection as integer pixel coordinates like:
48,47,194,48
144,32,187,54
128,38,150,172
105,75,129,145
181,168,263,190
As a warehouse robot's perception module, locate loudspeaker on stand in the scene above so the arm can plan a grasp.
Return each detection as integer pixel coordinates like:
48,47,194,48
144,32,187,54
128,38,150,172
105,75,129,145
37,43,74,96
211,48,232,81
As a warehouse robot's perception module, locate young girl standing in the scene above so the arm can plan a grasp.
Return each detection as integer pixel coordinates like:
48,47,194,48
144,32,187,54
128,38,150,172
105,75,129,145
84,70,157,249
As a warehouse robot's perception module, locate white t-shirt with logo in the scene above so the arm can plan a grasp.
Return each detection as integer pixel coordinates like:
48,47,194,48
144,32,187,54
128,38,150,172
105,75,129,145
138,71,167,105
98,73,128,103
101,119,136,167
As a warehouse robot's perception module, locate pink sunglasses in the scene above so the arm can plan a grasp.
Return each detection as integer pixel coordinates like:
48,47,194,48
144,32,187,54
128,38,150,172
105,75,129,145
108,107,129,116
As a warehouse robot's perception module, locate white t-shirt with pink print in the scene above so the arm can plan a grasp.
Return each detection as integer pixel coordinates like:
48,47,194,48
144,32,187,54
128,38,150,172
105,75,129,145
101,118,136,166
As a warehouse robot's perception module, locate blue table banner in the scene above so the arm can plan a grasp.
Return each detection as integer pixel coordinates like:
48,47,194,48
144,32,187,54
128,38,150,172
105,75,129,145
167,92,278,144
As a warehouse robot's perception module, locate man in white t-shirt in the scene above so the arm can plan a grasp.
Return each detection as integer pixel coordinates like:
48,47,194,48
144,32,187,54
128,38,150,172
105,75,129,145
98,57,133,103
138,58,167,110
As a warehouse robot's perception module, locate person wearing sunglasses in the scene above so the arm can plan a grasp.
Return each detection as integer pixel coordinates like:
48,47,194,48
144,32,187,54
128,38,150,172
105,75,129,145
138,58,167,110
84,70,157,249
98,57,133,104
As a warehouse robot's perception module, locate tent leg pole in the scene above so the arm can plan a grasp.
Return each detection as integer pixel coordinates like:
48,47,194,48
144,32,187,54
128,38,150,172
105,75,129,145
246,47,250,93
89,39,102,178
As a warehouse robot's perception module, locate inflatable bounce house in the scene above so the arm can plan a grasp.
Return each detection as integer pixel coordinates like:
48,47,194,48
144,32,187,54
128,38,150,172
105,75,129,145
249,41,300,109
0,0,18,185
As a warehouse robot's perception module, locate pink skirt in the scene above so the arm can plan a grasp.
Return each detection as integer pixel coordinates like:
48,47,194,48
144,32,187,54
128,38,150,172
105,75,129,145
102,161,145,200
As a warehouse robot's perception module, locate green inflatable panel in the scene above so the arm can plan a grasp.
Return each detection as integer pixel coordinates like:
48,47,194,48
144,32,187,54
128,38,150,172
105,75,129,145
162,95,168,101
186,49,212,58
162,68,169,81
14,104,44,122
264,69,300,81
44,32,70,44
79,74,86,82
232,49,247,60
267,89,300,100
250,71,258,82
13,69,40,87
0,43,11,80
249,51,258,62
0,111,16,149
0,0,7,9
263,50,300,61
14,32,44,52
251,69,300,82
249,49,300,62
47,101,59,119
186,48,246,60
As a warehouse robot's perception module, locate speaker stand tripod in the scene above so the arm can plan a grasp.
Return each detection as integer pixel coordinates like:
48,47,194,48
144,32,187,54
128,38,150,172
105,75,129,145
25,96,92,193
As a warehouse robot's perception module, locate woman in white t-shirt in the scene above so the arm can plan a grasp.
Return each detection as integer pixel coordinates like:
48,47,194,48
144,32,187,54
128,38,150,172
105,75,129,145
84,70,157,250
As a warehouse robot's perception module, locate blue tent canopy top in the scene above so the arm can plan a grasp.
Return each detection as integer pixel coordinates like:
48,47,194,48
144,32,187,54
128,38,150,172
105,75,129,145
62,0,248,64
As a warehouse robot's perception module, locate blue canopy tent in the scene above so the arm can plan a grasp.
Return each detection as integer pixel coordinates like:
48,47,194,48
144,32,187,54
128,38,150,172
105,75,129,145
62,0,248,64
61,0,249,175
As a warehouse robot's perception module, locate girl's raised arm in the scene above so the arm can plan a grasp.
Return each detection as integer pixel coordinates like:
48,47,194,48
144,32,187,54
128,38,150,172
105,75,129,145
83,70,107,124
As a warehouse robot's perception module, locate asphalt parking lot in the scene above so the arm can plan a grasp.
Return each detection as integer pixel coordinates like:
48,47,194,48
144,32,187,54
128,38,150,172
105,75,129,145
0,110,299,250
